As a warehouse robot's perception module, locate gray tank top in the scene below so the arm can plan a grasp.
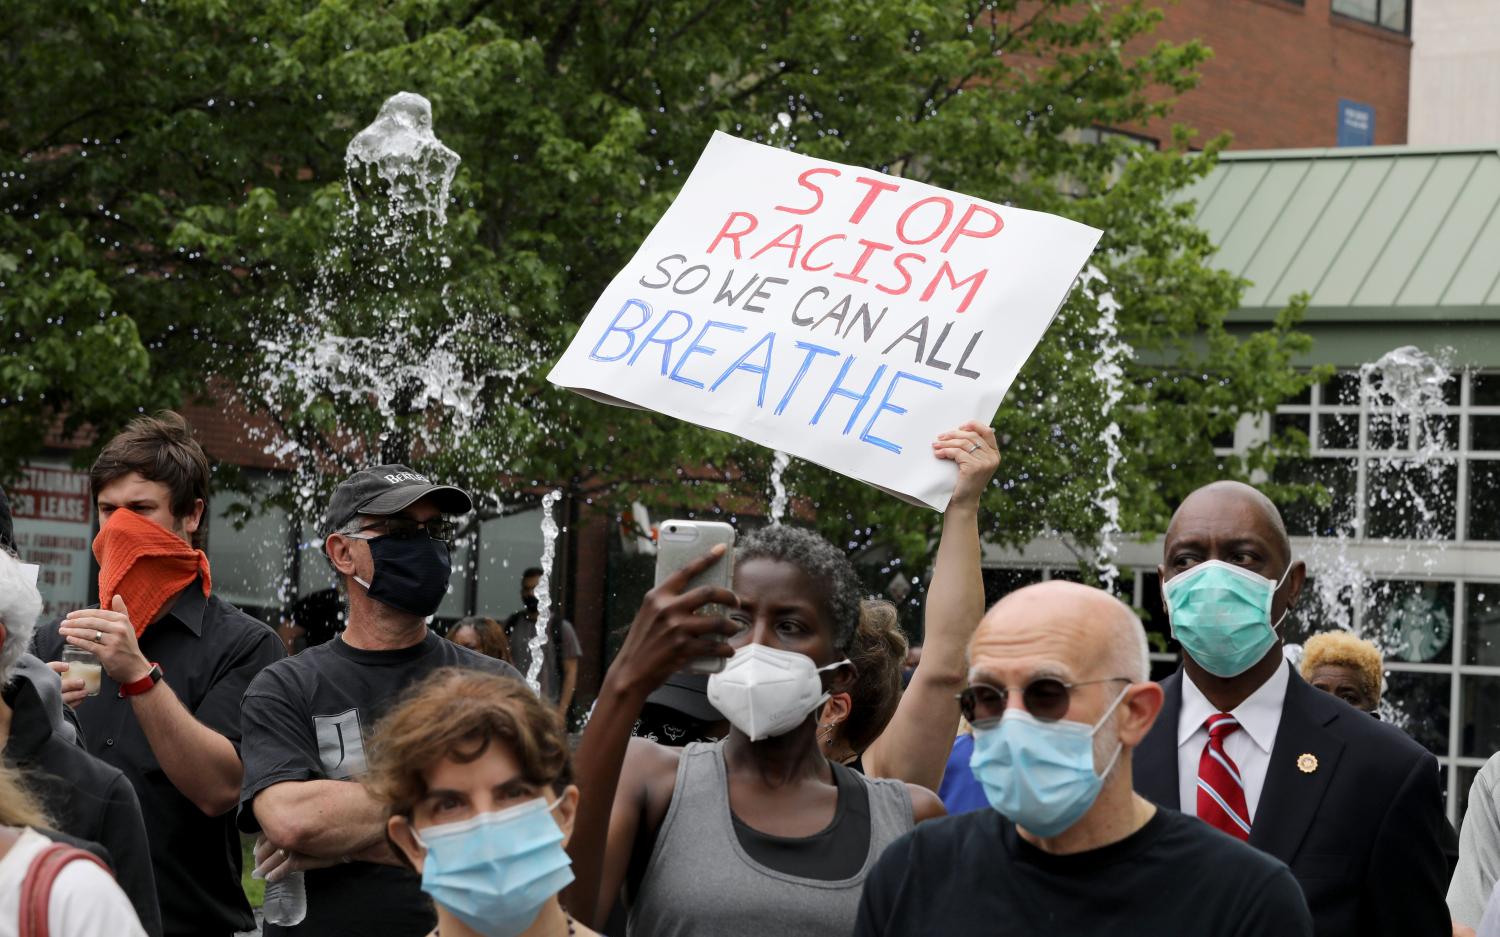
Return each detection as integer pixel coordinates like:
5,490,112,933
627,739,914,937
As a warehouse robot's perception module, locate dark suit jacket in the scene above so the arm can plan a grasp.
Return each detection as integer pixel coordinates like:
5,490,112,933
1134,665,1449,937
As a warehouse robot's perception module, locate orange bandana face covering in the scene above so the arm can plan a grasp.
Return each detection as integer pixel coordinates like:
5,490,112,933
93,508,212,637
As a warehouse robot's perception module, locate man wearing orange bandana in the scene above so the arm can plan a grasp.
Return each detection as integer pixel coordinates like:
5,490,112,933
32,412,286,937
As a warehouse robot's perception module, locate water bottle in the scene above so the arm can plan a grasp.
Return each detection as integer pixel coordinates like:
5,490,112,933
263,870,307,927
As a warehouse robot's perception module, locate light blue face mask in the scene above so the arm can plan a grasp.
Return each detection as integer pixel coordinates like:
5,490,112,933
968,686,1127,838
415,796,575,937
1164,559,1291,678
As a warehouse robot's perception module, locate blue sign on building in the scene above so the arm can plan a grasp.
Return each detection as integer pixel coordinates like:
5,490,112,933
1338,99,1376,147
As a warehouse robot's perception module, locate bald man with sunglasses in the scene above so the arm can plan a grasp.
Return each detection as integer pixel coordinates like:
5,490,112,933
854,580,1311,937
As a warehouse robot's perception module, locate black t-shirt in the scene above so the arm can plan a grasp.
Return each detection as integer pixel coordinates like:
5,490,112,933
854,806,1313,937
32,584,285,937
238,630,522,937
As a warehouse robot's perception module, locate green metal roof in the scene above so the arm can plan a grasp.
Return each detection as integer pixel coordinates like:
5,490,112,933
1182,145,1500,322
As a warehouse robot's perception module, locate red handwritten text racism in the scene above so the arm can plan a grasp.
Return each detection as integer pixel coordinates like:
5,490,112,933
704,168,1003,315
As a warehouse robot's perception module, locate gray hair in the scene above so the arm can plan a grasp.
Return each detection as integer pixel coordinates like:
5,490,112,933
0,552,43,686
736,525,863,652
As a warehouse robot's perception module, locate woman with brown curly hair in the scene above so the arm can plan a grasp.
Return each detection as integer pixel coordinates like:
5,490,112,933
447,616,515,666
366,668,597,937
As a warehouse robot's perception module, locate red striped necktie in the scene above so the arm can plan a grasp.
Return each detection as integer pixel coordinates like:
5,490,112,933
1196,713,1252,841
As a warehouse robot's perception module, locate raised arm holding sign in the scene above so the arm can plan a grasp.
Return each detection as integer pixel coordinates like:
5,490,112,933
549,131,1102,510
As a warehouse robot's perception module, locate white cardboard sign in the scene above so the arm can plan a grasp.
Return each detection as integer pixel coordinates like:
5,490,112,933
549,132,1102,511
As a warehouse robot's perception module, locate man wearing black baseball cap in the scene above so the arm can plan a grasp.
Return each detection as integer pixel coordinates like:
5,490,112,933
237,465,522,937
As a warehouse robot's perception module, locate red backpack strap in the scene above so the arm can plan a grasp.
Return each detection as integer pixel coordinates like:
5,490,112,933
19,843,114,937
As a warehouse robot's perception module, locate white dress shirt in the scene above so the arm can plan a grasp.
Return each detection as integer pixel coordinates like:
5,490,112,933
1177,660,1290,822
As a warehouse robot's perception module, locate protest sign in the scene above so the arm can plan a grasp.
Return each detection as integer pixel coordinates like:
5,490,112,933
549,132,1102,510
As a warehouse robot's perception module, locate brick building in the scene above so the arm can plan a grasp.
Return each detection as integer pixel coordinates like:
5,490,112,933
1137,0,1412,150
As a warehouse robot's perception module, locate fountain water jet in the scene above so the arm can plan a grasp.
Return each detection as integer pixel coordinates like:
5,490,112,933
1080,266,1131,591
768,450,791,526
524,490,564,695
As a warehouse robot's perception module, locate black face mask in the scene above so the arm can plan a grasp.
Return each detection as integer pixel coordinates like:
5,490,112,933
523,594,540,614
355,535,451,617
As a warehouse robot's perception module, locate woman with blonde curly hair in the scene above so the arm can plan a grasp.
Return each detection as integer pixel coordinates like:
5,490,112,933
366,668,596,937
1300,630,1383,714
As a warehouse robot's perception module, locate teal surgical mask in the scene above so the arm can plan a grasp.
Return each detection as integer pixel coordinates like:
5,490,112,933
1164,560,1292,678
414,797,574,937
968,687,1127,838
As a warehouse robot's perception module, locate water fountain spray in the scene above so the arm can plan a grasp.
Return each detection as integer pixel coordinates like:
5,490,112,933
768,450,791,526
524,489,564,695
1080,266,1131,591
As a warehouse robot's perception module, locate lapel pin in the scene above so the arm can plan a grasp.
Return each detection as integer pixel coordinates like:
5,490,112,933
1297,753,1318,774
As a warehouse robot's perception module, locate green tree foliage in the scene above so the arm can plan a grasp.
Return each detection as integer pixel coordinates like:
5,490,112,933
1,0,1316,570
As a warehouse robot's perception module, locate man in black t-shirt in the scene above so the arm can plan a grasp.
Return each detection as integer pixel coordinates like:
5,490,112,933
854,581,1312,937
239,466,521,937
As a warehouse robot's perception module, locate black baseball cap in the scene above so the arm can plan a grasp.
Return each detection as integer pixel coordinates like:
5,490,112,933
321,464,473,539
646,672,724,722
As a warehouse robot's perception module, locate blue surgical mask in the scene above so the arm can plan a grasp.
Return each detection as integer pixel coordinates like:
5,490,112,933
969,687,1127,838
1164,560,1291,678
414,797,574,937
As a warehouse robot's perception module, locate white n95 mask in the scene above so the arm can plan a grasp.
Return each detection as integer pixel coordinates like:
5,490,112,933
707,643,850,742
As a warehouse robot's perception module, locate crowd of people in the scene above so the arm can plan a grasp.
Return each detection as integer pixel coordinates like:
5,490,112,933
2,410,1500,936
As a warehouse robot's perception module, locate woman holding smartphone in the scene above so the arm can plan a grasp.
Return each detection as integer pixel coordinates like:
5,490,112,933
565,423,996,934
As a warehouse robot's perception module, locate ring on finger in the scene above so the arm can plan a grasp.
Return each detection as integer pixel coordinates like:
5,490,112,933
94,630,104,644
968,443,983,453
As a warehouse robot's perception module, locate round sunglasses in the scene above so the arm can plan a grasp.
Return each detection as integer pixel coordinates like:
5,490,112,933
957,676,1134,726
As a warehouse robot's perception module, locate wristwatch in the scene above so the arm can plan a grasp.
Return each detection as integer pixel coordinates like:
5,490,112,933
119,663,164,698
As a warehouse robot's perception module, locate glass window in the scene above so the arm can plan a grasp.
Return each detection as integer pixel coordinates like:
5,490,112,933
296,519,338,596
1384,671,1451,756
1276,457,1358,537
1379,0,1408,32
1333,0,1378,19
1465,582,1500,666
1273,412,1311,440
475,508,547,622
1470,462,1500,541
1475,373,1500,406
1323,371,1362,406
1365,460,1457,541
1472,416,1500,451
1367,580,1454,664
1318,413,1359,450
208,490,290,618
1332,0,1409,33
1462,675,1500,758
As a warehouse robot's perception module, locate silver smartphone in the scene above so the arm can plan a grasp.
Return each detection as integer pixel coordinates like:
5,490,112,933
653,519,736,674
